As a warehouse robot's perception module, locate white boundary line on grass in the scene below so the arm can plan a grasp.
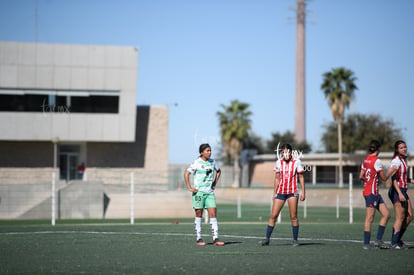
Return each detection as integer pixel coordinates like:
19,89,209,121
0,230,393,245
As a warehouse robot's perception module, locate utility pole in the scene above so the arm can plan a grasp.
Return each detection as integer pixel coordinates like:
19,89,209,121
294,0,306,143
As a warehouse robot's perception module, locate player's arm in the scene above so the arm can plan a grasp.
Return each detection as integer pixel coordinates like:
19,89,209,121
298,173,305,201
384,166,398,187
273,173,280,198
385,166,398,179
184,170,197,193
359,169,365,182
212,169,221,190
392,178,406,202
378,170,391,187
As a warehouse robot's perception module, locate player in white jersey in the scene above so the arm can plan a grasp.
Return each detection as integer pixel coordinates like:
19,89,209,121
261,143,306,246
386,140,414,249
184,143,224,246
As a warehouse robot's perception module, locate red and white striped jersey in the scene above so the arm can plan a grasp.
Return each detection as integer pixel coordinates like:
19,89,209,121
361,155,383,196
273,158,304,194
390,156,409,188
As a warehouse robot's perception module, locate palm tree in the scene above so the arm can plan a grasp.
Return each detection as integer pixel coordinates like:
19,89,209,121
217,100,252,187
321,67,358,187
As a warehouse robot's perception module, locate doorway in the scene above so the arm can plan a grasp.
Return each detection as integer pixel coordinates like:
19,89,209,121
59,145,80,181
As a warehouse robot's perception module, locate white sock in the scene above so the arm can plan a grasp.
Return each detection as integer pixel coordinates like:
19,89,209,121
194,217,202,240
210,218,219,240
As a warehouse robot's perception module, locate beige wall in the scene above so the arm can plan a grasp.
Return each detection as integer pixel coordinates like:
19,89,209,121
0,105,169,184
144,105,169,171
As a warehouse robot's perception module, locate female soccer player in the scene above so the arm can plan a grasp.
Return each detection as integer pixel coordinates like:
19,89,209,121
359,140,390,249
261,143,306,246
184,143,224,246
386,140,414,249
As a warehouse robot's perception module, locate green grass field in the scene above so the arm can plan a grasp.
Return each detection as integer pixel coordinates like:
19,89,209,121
1,206,413,274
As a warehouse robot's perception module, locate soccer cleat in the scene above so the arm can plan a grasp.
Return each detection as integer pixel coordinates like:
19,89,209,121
196,239,206,246
374,239,389,249
213,239,224,246
397,240,408,250
292,240,300,247
391,243,402,250
363,244,375,250
260,239,270,246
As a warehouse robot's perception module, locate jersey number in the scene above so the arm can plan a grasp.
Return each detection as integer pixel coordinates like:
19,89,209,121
365,169,371,182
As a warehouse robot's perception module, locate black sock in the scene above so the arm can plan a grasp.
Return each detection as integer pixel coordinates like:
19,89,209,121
265,225,274,239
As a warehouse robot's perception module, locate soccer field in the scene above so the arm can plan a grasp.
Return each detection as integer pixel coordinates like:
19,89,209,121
0,207,413,274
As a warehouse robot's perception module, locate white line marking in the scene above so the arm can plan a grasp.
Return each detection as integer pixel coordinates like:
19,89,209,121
0,231,391,245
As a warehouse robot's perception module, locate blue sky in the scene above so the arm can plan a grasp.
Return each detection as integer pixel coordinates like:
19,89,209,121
1,0,413,164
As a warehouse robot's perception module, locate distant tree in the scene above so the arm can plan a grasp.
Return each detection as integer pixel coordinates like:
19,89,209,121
243,131,266,155
321,67,358,187
265,131,312,154
217,100,252,187
321,113,403,153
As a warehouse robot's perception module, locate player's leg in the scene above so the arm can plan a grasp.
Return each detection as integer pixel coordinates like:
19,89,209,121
406,199,413,225
206,206,219,241
397,199,412,246
261,197,285,245
269,198,285,226
194,209,205,246
391,202,404,247
388,186,404,248
287,195,300,245
193,193,206,245
205,194,224,246
363,207,375,246
375,202,390,247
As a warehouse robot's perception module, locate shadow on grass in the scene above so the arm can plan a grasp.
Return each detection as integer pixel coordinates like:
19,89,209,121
205,241,243,246
267,242,325,247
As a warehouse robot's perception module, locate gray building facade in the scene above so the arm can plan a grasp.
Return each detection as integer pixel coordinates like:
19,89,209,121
0,41,168,184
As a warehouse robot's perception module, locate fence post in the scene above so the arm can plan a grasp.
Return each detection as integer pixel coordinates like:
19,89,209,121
51,170,56,226
270,195,273,215
51,140,57,226
312,165,316,185
336,194,339,219
349,173,353,224
237,195,242,219
204,209,209,224
303,197,307,218
130,172,135,225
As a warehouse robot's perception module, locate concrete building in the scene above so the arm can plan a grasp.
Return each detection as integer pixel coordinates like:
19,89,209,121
0,41,168,185
0,41,170,220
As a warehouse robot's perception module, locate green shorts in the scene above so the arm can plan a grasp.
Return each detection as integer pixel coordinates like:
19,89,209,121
192,191,217,209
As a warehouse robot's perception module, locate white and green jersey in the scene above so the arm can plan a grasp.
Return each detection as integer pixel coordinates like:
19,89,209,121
187,157,220,193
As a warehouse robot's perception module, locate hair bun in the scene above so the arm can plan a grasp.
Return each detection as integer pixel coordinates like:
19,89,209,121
368,140,381,153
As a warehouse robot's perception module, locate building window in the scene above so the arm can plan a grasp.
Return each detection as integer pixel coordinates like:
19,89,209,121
64,95,119,113
0,89,120,113
0,94,46,112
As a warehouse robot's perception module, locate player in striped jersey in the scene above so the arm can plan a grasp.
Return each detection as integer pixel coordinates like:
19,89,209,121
359,140,390,249
261,143,306,246
386,140,414,249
